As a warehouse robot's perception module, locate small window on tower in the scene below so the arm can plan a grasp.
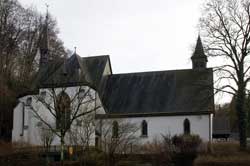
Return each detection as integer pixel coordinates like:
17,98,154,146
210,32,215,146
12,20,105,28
199,62,204,68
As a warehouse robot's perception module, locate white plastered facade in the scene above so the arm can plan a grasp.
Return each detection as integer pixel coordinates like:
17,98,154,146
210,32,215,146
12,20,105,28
97,114,213,144
12,86,105,146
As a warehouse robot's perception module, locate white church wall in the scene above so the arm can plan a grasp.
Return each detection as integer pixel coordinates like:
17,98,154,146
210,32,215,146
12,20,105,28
67,113,96,146
99,114,211,145
12,86,104,146
13,86,212,147
12,102,24,142
12,95,54,144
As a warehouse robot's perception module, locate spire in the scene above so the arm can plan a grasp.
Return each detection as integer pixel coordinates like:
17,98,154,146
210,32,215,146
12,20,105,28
191,35,207,61
39,4,50,69
74,46,77,54
191,35,208,69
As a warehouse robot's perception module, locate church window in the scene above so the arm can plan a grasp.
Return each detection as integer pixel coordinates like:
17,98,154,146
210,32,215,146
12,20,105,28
112,121,119,138
184,118,190,135
141,120,148,137
26,97,32,106
56,91,71,130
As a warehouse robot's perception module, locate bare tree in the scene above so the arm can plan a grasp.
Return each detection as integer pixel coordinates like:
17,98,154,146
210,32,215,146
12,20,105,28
37,122,55,151
97,119,139,166
140,135,174,166
37,122,55,165
0,0,67,141
0,0,67,86
69,113,95,149
68,111,96,166
30,86,101,162
199,0,250,149
0,0,23,79
0,74,16,141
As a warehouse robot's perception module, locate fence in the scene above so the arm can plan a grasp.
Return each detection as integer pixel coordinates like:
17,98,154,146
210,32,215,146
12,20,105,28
14,145,86,154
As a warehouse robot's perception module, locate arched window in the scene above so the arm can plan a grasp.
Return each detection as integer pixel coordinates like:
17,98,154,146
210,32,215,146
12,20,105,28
141,120,148,137
56,91,71,130
112,121,119,138
184,118,190,135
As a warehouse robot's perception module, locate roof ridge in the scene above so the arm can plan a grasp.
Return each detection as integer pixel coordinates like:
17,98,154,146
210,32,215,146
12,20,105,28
80,55,110,59
111,68,212,76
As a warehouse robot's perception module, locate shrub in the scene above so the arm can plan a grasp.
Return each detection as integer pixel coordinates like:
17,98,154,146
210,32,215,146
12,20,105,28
138,136,174,166
0,141,13,156
172,134,202,153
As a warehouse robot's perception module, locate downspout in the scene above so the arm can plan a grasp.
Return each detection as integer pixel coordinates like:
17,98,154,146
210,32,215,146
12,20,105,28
20,102,25,137
209,114,213,142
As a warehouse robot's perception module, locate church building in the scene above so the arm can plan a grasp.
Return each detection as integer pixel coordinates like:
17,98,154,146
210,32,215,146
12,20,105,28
12,14,214,146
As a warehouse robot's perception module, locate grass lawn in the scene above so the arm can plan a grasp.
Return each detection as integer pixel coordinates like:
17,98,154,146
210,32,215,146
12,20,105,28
194,142,250,166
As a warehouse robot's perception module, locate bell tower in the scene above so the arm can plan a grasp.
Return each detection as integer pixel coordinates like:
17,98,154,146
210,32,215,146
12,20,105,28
191,35,207,70
38,5,49,69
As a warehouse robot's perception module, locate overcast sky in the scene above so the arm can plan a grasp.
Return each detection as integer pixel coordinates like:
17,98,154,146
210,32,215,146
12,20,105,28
19,0,207,73
18,0,232,104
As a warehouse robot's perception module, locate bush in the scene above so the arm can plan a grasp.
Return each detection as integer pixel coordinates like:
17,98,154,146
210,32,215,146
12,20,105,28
0,141,13,156
137,136,174,166
172,134,202,153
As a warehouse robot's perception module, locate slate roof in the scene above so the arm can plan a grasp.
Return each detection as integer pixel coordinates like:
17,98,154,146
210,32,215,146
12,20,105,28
31,52,214,116
100,68,214,115
32,54,110,90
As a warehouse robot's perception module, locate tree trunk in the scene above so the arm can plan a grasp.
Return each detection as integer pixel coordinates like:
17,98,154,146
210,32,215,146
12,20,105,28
60,136,65,165
236,84,247,149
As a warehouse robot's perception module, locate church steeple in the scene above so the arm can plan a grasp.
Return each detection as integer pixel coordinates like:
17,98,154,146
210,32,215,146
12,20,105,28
39,6,49,69
191,35,207,70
